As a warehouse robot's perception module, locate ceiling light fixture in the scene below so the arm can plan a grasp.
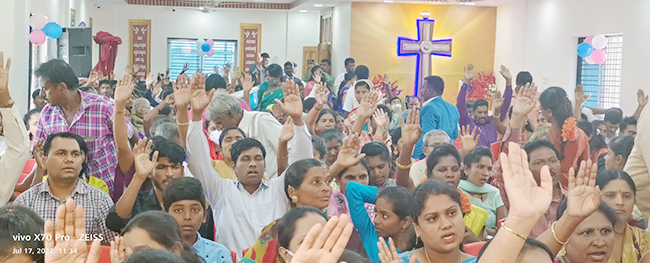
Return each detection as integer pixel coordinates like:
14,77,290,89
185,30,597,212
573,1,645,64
460,2,476,5
314,4,323,7
384,0,393,3
300,10,307,12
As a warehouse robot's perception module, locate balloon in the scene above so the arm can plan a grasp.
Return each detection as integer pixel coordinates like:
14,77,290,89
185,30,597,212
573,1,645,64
42,22,62,39
592,35,607,50
577,43,594,58
205,39,214,46
206,49,215,57
591,49,607,64
585,55,596,65
197,39,205,47
30,14,48,30
201,43,211,52
584,36,594,45
197,49,205,56
29,30,46,45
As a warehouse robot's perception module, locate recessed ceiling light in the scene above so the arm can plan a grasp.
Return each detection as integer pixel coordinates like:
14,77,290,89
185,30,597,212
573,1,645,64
460,2,476,5
314,4,323,7
300,10,307,12
384,0,393,3
199,6,205,10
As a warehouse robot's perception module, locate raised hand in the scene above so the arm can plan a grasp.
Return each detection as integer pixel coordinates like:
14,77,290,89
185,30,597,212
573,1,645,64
638,89,649,108
145,72,155,86
358,90,380,118
224,63,232,75
182,63,189,73
492,90,504,113
459,125,480,153
499,65,512,81
0,52,9,91
334,133,367,169
33,140,46,171
173,78,191,108
88,71,101,84
566,160,601,220
510,82,538,128
44,199,102,263
378,237,416,263
314,82,330,107
464,64,475,84
575,85,591,107
500,142,553,220
133,138,159,179
290,214,354,263
163,94,175,107
279,117,295,143
372,108,389,128
110,236,132,263
189,74,214,113
397,108,421,148
275,80,303,121
114,76,136,104
242,73,254,93
383,74,390,86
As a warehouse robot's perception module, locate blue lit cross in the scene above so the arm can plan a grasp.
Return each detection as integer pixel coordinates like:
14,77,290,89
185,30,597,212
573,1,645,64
397,12,452,96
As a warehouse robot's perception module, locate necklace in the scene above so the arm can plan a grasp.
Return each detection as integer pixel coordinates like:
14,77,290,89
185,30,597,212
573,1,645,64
423,247,461,263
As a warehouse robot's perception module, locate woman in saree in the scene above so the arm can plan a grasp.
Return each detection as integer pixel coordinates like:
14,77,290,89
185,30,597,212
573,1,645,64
257,64,285,110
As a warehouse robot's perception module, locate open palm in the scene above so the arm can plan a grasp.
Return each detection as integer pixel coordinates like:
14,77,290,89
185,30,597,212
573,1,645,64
275,80,302,118
44,199,102,263
464,64,475,82
358,90,380,117
400,109,421,147
566,160,601,220
335,133,366,169
114,77,136,104
500,142,553,220
0,52,10,91
133,138,159,178
279,117,295,143
459,125,479,152
511,82,537,117
499,65,512,80
315,82,329,106
173,80,191,108
291,215,353,263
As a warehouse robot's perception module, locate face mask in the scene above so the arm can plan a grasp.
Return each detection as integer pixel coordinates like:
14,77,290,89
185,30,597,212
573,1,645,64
269,80,279,87
392,104,402,111
209,129,222,145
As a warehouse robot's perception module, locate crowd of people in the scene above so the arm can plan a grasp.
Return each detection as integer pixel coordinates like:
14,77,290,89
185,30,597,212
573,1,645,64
1,49,650,263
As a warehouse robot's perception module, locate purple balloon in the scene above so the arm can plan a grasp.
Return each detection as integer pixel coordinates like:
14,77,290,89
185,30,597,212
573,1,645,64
205,39,214,46
30,29,47,45
206,49,215,57
584,36,594,45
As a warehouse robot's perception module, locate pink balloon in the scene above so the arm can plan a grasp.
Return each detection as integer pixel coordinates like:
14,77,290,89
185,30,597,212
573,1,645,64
584,35,594,45
591,49,607,64
30,30,46,45
205,39,214,47
206,49,215,57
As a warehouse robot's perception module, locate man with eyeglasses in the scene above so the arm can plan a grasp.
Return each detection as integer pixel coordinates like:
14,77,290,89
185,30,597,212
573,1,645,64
408,130,451,186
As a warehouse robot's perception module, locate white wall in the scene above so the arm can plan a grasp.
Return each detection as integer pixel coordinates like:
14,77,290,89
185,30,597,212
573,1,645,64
494,0,649,115
331,2,351,76
1,0,94,114
93,4,320,78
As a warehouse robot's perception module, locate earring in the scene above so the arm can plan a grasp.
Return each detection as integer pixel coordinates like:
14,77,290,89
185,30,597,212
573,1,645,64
415,236,419,246
291,196,298,204
393,148,399,156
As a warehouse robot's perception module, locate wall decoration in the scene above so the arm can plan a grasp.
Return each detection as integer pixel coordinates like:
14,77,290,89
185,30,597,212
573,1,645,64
240,23,261,72
129,19,151,79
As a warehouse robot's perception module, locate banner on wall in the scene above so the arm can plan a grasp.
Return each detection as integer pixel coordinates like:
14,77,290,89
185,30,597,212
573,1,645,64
129,19,151,79
240,23,261,72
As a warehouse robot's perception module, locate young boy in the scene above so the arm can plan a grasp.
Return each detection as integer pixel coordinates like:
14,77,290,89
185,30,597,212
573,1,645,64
163,177,232,263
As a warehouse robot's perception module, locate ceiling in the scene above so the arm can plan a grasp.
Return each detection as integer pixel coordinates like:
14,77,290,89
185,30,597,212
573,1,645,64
94,0,527,12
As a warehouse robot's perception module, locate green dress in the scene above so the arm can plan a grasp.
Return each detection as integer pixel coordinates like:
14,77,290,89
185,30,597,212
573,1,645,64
257,82,284,110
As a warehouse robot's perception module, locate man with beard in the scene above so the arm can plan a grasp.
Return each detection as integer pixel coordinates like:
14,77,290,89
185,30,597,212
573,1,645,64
98,80,116,98
457,64,503,147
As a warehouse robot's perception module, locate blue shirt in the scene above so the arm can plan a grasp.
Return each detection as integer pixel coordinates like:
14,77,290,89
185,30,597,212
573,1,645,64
346,182,398,263
193,232,232,263
412,97,460,159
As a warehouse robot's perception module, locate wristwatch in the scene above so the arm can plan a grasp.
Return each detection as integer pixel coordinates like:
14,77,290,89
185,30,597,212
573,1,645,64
0,99,14,108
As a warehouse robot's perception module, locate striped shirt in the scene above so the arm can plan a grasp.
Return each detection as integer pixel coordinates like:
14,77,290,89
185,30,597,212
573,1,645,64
33,91,134,192
13,178,118,244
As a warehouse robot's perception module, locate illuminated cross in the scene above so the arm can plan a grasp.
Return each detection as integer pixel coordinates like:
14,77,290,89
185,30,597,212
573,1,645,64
397,12,452,96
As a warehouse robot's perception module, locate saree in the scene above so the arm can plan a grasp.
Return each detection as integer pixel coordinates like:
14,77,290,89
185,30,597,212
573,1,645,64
458,180,504,230
607,224,650,263
257,82,284,110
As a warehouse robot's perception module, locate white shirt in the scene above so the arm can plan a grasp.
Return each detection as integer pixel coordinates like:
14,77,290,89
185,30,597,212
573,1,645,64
0,106,31,204
409,159,428,187
342,90,356,112
238,111,287,178
422,96,440,107
186,120,313,255
333,72,347,97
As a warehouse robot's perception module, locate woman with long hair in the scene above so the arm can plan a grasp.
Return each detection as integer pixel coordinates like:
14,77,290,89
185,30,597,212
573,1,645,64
536,87,591,190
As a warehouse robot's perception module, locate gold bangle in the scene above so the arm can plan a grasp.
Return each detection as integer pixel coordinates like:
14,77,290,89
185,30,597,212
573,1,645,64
176,121,190,126
395,160,412,170
502,223,526,241
493,114,501,119
551,221,569,245
115,109,126,115
279,154,289,160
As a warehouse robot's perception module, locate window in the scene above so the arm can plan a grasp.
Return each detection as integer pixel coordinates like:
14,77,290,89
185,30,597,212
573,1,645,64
576,34,623,109
168,38,237,81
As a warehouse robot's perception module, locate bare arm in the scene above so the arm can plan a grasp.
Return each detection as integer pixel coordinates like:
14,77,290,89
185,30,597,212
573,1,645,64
143,99,169,135
492,90,507,135
173,73,198,149
395,109,420,190
242,73,253,108
277,118,294,176
634,89,648,119
115,139,158,218
305,82,328,134
114,76,136,173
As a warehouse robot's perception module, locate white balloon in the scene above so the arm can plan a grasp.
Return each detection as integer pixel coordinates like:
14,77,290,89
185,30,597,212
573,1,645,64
30,14,48,30
196,39,205,47
197,49,205,56
592,35,607,50
585,55,596,65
